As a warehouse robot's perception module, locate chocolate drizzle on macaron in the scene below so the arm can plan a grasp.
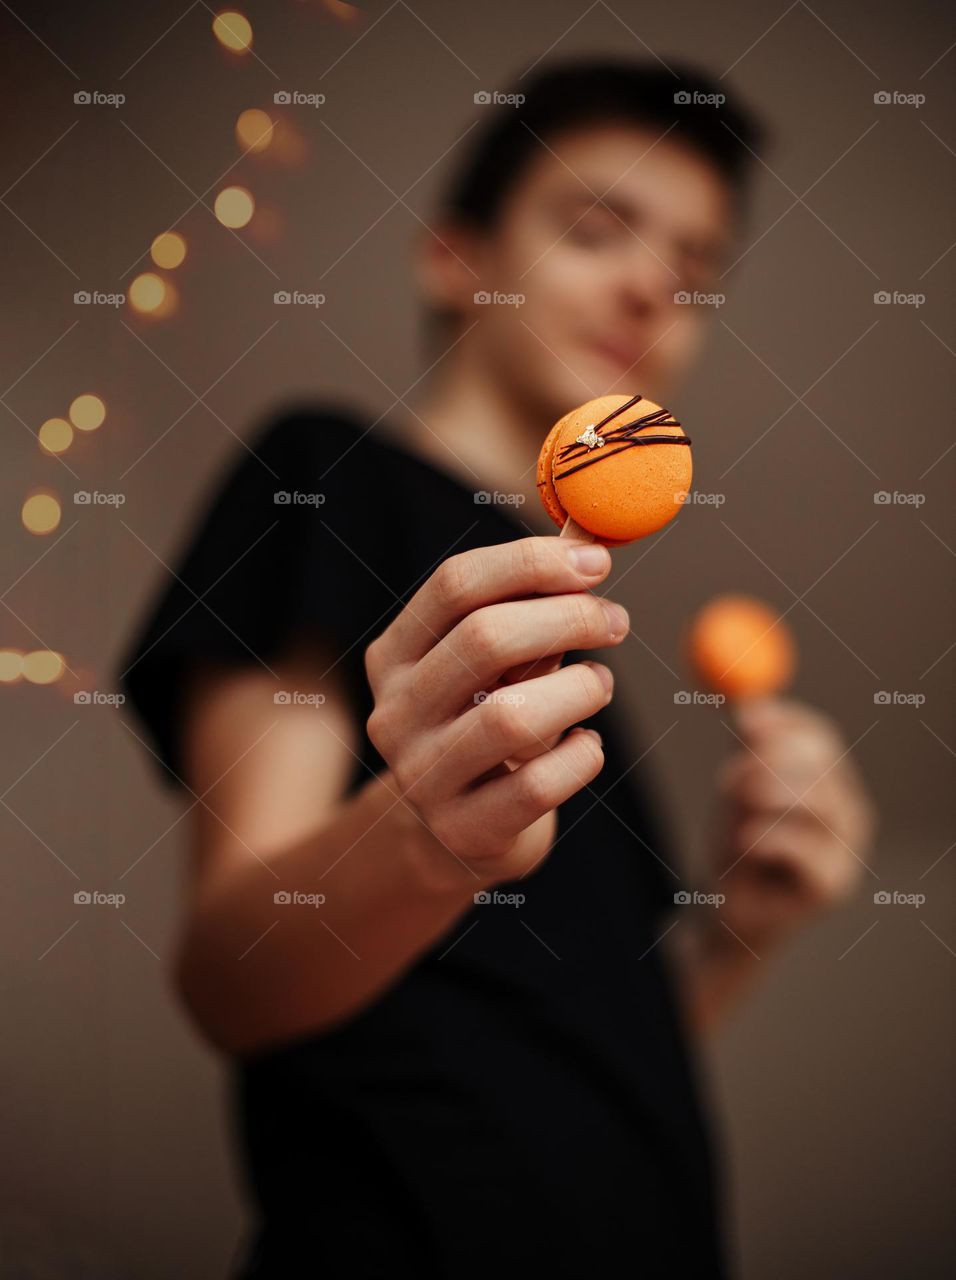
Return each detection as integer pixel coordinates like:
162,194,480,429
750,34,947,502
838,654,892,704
554,393,691,483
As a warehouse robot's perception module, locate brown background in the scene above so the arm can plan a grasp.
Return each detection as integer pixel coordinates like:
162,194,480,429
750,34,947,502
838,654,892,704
1,1,953,1276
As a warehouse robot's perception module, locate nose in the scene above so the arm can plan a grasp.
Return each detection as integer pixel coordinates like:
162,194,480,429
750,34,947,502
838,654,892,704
618,235,680,313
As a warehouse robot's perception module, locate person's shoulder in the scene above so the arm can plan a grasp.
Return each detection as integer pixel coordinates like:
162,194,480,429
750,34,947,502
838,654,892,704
248,400,423,501
250,400,390,468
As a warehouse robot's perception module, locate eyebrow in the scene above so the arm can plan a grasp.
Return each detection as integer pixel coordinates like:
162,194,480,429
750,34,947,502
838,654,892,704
555,186,728,260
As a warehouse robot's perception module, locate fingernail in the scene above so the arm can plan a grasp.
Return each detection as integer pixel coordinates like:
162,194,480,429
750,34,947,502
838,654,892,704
567,543,610,576
585,661,614,695
602,600,629,639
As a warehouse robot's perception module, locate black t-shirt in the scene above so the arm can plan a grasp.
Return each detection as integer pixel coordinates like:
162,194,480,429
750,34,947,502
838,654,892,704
119,405,728,1279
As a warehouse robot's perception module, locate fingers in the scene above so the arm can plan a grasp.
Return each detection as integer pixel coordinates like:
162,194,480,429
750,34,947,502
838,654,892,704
434,727,605,863
730,813,863,905
409,593,628,723
417,660,613,801
725,698,875,848
365,537,611,682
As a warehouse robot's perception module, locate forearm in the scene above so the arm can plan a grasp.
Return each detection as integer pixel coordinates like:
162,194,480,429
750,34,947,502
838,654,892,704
175,770,479,1055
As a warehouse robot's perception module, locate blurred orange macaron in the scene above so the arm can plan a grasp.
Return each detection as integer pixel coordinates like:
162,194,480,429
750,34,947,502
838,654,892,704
687,594,796,700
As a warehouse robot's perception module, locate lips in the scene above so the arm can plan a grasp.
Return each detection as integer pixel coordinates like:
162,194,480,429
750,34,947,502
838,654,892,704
587,336,643,374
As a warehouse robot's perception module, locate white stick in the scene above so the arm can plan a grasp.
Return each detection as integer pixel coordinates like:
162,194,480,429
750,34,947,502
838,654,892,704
559,515,595,541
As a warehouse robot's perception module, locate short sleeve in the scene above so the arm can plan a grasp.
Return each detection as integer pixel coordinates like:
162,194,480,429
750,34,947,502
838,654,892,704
118,407,389,790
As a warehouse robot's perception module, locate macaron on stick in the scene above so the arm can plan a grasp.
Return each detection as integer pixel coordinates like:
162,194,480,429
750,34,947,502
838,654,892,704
538,394,693,547
686,594,796,703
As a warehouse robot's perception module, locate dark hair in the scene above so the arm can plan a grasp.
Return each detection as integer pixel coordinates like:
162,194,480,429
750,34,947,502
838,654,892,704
441,59,765,227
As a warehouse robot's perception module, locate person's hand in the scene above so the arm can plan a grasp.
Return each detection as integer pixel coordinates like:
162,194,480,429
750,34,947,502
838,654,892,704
364,537,629,885
710,698,876,953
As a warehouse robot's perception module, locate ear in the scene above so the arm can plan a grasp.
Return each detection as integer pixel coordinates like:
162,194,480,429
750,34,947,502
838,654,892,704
415,220,485,314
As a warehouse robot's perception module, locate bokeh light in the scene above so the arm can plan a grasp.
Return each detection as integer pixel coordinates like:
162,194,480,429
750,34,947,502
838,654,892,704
21,492,61,535
150,231,187,269
236,108,275,153
38,417,74,455
129,272,177,317
23,650,65,685
69,394,106,432
215,186,255,229
0,649,25,683
213,11,253,53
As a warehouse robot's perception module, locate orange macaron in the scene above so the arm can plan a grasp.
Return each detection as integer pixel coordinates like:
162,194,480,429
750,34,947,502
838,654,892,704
537,394,692,545
687,594,796,700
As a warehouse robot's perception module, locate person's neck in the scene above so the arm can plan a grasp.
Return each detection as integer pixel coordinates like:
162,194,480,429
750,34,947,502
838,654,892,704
401,362,554,529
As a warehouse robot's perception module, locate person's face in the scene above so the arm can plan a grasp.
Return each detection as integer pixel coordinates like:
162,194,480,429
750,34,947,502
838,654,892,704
425,123,736,419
